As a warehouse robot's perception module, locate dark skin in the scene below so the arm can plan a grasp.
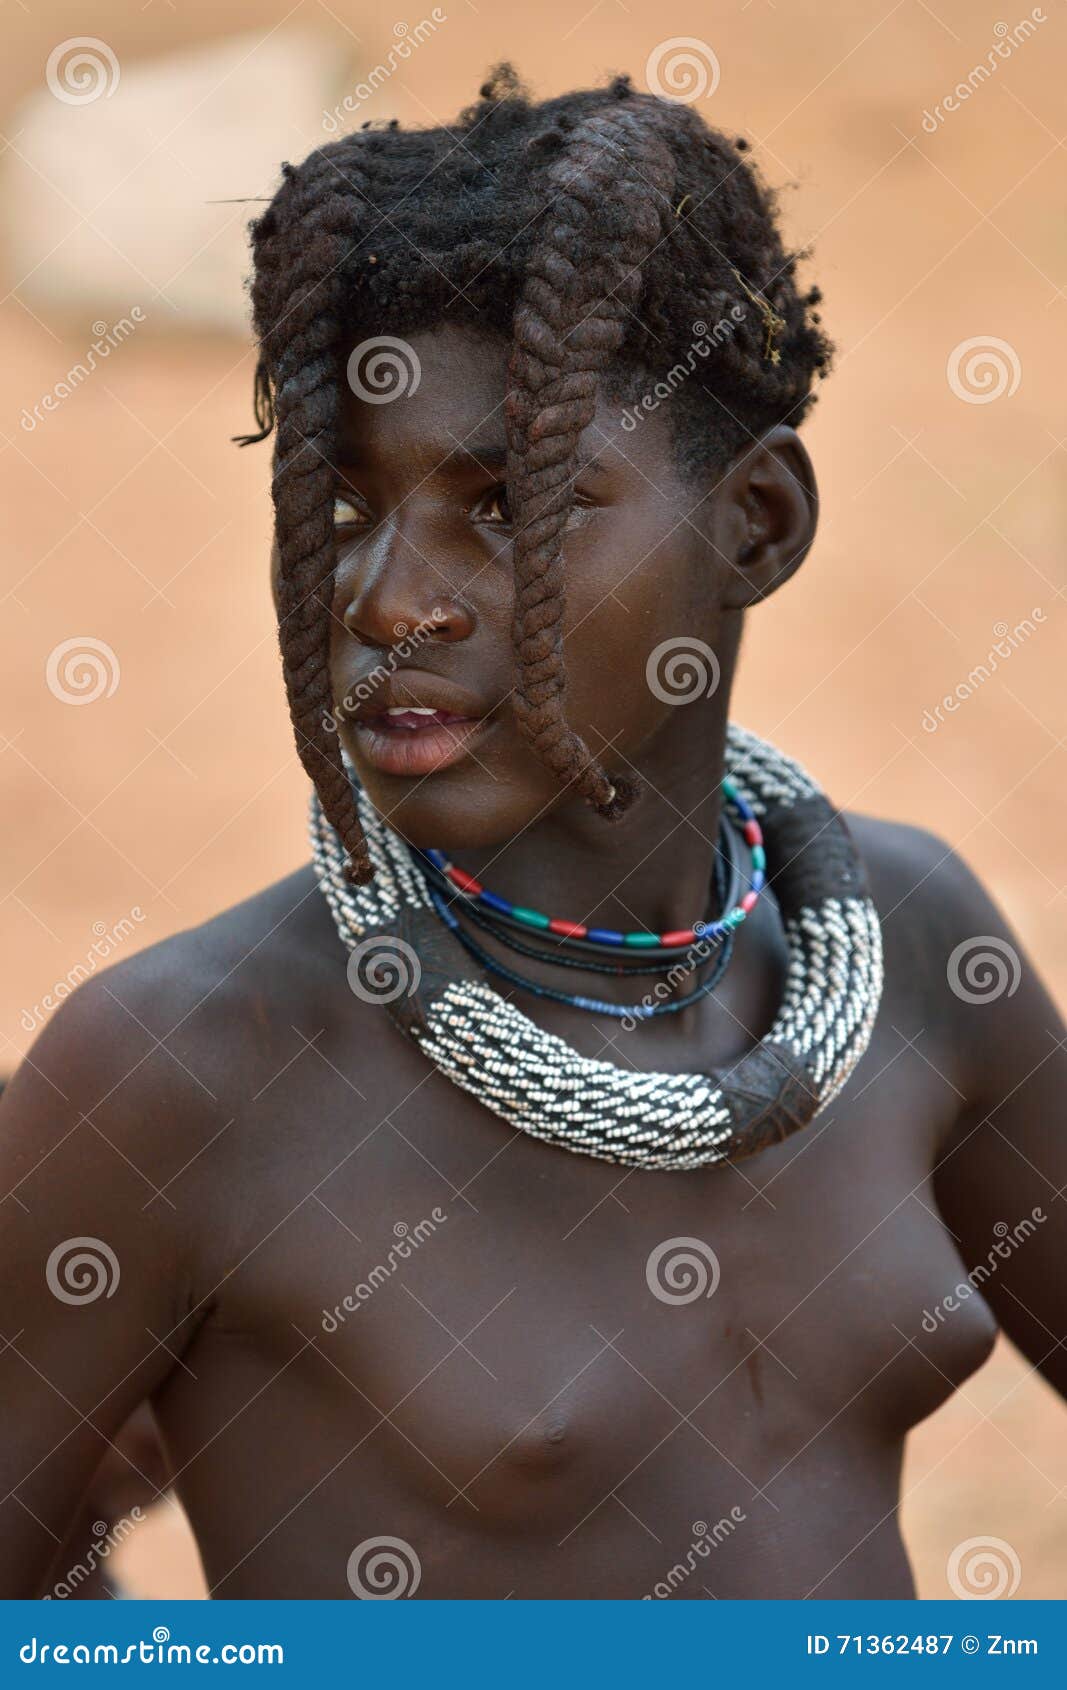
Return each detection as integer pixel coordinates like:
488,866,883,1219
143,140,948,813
2,325,1065,1599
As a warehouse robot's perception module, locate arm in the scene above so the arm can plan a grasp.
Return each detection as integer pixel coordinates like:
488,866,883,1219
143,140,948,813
930,843,1067,1397
38,1405,174,1599
0,975,204,1596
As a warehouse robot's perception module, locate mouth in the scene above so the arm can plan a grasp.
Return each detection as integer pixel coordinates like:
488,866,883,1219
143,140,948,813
345,703,492,777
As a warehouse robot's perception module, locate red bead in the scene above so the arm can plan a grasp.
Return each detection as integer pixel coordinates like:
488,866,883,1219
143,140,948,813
741,890,759,912
549,918,588,938
660,929,697,947
743,819,763,846
448,866,483,895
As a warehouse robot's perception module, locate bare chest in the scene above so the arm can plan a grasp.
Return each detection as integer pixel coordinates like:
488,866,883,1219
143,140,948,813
188,1031,995,1533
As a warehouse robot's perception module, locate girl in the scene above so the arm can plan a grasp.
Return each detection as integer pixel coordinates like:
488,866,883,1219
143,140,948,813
2,67,1064,1600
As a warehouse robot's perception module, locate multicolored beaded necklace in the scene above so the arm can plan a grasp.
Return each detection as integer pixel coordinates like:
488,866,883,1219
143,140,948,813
416,775,765,952
411,807,743,977
413,813,741,1019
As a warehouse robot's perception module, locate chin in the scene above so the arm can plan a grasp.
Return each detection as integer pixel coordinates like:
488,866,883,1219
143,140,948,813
339,732,547,853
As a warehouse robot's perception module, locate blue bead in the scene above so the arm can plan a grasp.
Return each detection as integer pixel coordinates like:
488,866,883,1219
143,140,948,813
430,891,460,931
479,890,512,915
586,928,624,946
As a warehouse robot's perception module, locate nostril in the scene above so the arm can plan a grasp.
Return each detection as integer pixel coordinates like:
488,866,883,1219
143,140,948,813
422,600,475,642
389,606,456,644
342,589,474,649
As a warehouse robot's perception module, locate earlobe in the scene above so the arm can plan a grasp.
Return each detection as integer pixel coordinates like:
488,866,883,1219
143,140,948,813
720,426,818,609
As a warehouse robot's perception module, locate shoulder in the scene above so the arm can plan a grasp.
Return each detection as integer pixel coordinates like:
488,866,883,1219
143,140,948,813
100,863,338,1017
25,866,331,1078
0,867,352,1268
841,809,1059,1099
842,809,1016,958
842,808,985,918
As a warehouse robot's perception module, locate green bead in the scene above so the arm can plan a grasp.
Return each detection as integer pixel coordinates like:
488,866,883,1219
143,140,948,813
511,906,550,929
624,933,660,948
751,844,766,871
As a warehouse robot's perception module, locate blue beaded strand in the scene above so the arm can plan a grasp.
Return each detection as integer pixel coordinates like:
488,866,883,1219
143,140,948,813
427,886,736,1020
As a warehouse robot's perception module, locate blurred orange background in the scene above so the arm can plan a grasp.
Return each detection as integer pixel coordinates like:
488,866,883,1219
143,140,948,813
1,0,1064,1599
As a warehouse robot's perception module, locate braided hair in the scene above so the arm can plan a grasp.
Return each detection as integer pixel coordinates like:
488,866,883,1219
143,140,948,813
240,65,831,885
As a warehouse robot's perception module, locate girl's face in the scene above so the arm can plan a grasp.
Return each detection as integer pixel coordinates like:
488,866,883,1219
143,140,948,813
280,323,811,853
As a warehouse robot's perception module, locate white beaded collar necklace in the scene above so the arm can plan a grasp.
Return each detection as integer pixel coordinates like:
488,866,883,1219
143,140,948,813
309,723,884,1171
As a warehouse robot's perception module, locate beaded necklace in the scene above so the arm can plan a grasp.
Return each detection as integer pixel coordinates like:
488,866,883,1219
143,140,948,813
419,823,737,1019
409,809,743,980
416,776,764,952
310,724,884,1171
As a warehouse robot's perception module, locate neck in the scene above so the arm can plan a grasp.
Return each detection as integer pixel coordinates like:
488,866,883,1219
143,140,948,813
451,694,733,954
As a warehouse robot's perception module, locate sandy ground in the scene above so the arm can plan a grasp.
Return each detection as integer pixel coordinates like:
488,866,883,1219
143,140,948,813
2,0,1064,1601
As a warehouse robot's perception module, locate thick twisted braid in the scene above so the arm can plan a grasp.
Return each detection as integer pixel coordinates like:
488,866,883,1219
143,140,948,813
506,100,676,818
239,68,833,884
250,150,378,883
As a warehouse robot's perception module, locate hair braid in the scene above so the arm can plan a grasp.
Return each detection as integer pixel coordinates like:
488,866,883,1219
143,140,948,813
506,96,676,819
250,151,378,883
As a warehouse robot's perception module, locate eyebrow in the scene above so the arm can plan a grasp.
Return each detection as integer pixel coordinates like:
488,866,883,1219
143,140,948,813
442,442,610,479
456,446,608,479
335,441,610,481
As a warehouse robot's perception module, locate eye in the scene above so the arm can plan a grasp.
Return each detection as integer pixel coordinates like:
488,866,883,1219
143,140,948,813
333,493,369,528
479,485,512,526
563,500,598,532
472,484,597,531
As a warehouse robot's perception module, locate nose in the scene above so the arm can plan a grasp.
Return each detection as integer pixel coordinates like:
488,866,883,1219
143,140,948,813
338,525,475,650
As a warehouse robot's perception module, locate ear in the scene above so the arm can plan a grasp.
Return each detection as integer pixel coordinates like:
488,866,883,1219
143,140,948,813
714,425,818,610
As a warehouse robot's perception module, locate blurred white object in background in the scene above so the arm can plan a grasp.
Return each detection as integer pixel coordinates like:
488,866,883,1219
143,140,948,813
2,30,346,335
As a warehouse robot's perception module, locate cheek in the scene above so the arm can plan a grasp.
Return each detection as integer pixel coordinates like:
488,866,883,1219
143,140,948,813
560,525,717,747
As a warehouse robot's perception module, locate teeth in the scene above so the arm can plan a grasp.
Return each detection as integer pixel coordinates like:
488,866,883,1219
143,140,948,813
386,706,438,716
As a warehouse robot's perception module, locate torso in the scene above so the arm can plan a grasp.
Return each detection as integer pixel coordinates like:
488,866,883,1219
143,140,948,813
141,814,998,1598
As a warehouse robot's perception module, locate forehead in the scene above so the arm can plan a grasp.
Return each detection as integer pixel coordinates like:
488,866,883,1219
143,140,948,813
337,322,678,476
340,324,508,455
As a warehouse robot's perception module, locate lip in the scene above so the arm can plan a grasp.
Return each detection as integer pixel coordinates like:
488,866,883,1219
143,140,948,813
350,713,493,777
336,668,492,725
335,669,497,778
